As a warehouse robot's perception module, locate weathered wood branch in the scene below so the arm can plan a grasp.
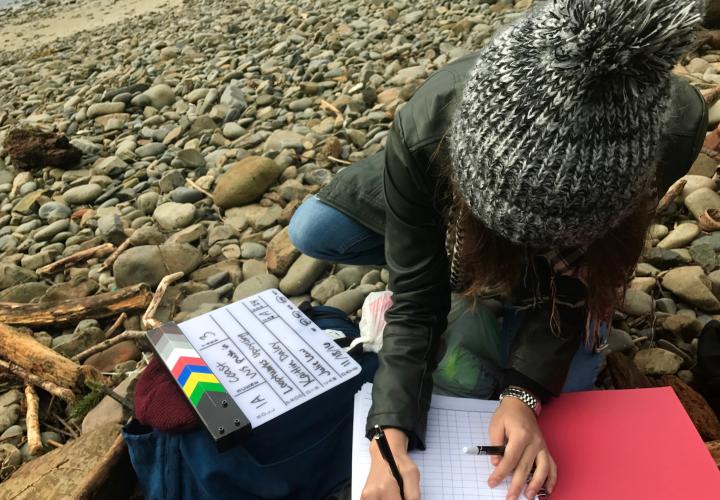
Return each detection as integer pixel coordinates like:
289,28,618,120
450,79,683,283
36,243,115,276
104,313,127,340
186,178,215,202
24,384,42,456
656,180,687,215
72,331,146,364
142,272,184,329
0,284,151,327
99,239,131,272
320,99,344,128
0,359,76,403
0,322,97,395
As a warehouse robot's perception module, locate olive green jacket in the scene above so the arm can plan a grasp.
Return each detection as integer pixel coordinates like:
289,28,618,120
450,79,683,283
317,53,707,447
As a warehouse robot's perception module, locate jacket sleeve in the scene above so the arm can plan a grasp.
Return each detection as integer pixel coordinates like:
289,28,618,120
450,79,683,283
365,115,451,450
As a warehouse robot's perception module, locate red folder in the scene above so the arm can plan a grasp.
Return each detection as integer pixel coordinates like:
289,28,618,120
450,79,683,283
539,387,720,499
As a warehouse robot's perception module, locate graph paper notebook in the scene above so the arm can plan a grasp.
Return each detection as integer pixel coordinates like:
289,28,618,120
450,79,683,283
352,383,518,500
353,384,720,499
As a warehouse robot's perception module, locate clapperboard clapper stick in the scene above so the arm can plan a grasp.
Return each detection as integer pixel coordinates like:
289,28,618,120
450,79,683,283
146,288,362,451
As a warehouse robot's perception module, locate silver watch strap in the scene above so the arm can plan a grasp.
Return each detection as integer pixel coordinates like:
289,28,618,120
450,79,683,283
499,386,540,415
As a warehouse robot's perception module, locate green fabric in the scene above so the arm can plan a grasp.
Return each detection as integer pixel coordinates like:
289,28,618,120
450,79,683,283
433,295,502,399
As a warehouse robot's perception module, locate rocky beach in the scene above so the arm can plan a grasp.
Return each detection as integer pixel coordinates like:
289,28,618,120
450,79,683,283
0,0,719,496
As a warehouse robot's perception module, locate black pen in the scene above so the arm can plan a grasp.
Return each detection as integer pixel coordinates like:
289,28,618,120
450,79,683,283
372,425,405,500
463,445,551,498
462,445,506,455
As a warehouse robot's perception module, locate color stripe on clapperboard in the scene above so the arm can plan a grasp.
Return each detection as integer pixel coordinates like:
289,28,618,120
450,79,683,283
153,328,227,406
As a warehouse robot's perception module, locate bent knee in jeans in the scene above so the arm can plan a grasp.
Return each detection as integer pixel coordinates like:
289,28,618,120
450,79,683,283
289,196,386,265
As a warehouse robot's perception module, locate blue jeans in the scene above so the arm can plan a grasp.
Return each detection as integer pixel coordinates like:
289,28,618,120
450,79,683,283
289,197,604,392
289,196,386,265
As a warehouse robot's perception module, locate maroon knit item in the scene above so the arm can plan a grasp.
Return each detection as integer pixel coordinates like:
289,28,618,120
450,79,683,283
134,356,199,432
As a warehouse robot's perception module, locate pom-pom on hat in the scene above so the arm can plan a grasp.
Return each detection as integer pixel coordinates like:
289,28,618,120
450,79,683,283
450,0,701,249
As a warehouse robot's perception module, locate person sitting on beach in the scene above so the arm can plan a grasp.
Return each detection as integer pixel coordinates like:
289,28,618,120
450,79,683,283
288,0,706,499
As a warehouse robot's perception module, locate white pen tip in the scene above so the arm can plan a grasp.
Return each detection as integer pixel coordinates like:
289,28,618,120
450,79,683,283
462,447,470,454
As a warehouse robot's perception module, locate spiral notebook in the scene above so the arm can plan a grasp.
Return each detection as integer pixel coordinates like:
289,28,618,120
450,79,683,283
351,383,516,499
352,384,720,499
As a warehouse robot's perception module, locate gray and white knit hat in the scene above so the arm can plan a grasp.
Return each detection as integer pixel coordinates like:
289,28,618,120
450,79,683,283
450,0,701,249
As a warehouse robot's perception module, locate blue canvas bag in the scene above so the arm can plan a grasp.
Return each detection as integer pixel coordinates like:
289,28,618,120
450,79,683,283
124,305,377,500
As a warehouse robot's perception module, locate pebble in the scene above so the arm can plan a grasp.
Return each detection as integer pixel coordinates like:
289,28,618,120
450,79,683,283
240,242,266,259
621,289,653,317
0,264,36,291
607,328,635,354
233,274,280,301
266,227,300,275
85,341,141,372
656,223,700,249
38,202,71,221
63,184,103,205
34,219,70,242
135,142,166,158
264,130,306,152
336,267,364,288
54,319,105,357
0,426,23,447
326,289,368,314
679,175,716,200
279,255,329,296
633,348,683,375
642,248,686,269
153,202,196,230
311,276,346,304
141,84,176,109
181,290,222,312
689,244,717,273
113,244,202,287
176,149,205,168
660,314,703,342
242,260,268,280
685,188,720,220
661,266,720,312
223,123,245,140
213,157,283,209
87,102,125,119
0,282,49,303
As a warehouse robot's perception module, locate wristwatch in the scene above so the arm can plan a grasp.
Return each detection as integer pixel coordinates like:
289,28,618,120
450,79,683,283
499,386,542,416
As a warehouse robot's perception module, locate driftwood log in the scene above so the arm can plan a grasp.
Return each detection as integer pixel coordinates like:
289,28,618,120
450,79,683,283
0,323,96,393
75,432,135,500
0,284,151,327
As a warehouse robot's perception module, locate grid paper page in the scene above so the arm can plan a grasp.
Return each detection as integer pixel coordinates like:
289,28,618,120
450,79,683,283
352,383,529,500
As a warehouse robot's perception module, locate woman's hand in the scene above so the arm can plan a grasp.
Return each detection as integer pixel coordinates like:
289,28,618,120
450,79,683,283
488,397,557,500
361,428,421,500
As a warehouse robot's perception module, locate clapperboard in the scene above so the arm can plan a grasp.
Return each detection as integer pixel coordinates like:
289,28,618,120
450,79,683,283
146,288,362,450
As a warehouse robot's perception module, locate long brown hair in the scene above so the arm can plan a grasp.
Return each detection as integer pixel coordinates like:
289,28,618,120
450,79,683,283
444,174,655,340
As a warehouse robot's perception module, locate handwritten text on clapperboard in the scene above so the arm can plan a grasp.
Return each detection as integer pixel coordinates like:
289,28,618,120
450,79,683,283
178,289,362,426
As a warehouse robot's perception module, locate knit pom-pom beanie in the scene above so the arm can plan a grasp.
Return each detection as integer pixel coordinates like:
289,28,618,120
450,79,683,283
450,0,701,248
